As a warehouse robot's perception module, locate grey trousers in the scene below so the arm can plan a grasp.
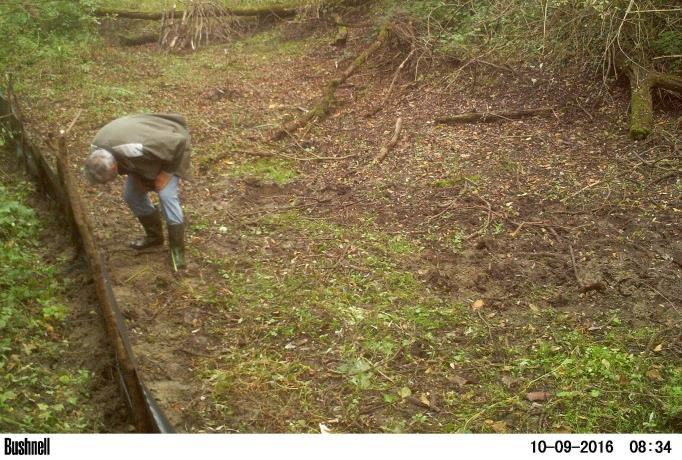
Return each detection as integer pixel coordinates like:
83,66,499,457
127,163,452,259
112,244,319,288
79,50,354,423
122,175,184,225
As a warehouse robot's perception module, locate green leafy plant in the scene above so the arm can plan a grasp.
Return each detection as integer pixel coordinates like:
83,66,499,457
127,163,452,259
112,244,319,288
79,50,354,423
0,183,99,432
0,0,97,74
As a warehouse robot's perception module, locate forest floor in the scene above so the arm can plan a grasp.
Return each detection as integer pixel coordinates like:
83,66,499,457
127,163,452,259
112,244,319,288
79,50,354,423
15,11,682,433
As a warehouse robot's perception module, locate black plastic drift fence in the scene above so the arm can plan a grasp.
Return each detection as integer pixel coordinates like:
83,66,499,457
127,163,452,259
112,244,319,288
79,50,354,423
0,82,174,434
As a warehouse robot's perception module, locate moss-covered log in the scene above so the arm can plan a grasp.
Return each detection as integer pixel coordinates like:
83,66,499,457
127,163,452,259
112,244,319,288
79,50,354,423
95,5,298,20
334,24,349,46
331,13,348,47
627,66,682,140
94,0,370,21
272,23,390,140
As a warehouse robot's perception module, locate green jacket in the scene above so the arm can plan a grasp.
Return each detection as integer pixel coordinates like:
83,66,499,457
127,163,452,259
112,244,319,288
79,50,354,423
91,113,191,182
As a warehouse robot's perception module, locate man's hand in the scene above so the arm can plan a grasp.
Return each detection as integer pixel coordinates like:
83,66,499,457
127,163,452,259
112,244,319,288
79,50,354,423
154,171,173,192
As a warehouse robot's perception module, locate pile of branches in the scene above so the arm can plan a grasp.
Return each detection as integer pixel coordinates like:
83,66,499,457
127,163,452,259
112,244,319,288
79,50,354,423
159,1,238,51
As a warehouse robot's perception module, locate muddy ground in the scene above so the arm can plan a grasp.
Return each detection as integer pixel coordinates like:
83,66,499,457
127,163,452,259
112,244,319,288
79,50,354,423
17,13,682,433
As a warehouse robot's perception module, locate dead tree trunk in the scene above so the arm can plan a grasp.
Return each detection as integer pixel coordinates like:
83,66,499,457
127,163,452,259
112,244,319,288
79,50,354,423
626,66,682,140
271,23,390,140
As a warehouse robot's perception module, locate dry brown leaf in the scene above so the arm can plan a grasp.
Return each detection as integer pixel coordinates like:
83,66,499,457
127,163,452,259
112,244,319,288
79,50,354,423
501,375,518,388
491,420,507,433
419,393,431,407
472,299,485,311
526,391,551,402
646,368,663,381
449,374,468,388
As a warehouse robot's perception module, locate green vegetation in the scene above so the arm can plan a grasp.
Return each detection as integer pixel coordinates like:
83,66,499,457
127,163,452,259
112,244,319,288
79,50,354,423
190,210,682,432
0,179,104,432
384,0,681,75
230,158,298,185
0,1,98,74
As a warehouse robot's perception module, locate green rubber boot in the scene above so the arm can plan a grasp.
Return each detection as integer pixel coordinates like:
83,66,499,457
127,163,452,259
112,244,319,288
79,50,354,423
130,209,163,250
167,223,186,272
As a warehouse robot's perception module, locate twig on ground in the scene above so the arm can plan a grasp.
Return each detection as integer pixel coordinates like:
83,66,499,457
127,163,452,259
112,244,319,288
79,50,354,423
572,97,595,121
568,244,605,293
476,310,493,341
373,117,403,164
64,109,82,135
510,220,589,237
435,107,554,125
272,23,391,140
202,119,221,131
424,186,468,224
367,49,415,116
561,180,603,203
569,244,582,286
641,281,681,315
644,322,682,356
464,194,492,240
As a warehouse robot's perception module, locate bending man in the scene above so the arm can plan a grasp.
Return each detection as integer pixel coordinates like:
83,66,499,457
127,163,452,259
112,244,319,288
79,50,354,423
84,113,191,271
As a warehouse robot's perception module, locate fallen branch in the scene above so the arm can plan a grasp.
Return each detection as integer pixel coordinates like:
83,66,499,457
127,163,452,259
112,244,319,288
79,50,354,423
271,23,391,140
560,180,603,203
367,48,415,116
435,107,554,125
373,117,403,164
